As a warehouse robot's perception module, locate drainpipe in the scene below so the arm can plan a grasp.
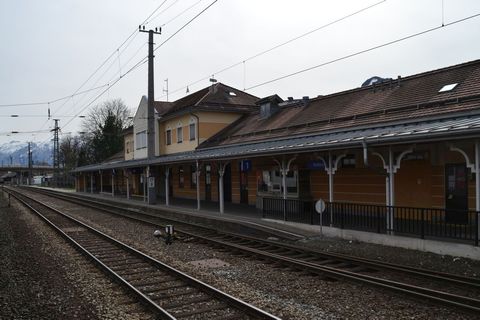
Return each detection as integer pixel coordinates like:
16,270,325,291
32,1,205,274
362,141,368,167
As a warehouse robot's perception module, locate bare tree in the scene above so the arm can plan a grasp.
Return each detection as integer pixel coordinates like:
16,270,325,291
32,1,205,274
81,99,133,164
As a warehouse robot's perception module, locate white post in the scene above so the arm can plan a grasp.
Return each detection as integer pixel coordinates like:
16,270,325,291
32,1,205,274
328,151,333,203
196,160,201,211
385,176,390,206
90,173,93,194
100,170,103,193
281,158,287,221
476,140,480,212
111,170,115,197
476,140,480,243
388,146,394,232
219,163,225,214
165,167,170,206
328,152,334,226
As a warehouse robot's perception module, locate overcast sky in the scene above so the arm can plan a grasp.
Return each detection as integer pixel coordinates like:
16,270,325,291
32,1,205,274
1,0,480,145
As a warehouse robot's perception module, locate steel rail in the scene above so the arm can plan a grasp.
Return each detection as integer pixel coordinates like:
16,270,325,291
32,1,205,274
20,187,480,313
6,187,280,320
27,186,480,289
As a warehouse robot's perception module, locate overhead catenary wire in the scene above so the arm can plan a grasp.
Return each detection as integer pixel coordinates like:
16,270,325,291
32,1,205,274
0,84,110,108
158,0,387,99
154,0,218,52
60,0,220,132
245,12,480,91
0,0,171,112
47,0,196,120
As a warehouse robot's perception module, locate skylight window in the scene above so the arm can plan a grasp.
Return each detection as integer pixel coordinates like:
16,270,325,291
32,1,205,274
438,83,458,93
228,91,237,96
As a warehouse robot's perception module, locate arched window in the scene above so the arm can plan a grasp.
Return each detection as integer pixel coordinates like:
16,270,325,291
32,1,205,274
177,122,183,143
189,117,197,141
166,126,172,145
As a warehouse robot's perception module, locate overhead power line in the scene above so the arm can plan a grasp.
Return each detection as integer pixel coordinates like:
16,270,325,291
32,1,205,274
245,11,480,90
154,0,218,52
158,0,387,99
59,0,220,133
0,0,171,111
0,84,110,108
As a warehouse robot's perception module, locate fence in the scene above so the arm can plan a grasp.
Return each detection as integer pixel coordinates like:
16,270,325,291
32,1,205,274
262,197,479,246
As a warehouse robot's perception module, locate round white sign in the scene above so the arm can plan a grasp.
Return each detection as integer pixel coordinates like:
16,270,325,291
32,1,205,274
315,199,326,214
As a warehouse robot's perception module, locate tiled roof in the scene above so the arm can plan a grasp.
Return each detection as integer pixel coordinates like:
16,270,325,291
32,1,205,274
153,101,173,116
203,59,480,147
73,113,480,173
158,83,259,120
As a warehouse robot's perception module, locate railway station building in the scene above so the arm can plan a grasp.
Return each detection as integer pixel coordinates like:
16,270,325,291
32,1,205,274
73,59,480,246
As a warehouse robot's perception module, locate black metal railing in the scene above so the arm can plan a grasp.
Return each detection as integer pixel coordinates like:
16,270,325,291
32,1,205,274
262,197,479,246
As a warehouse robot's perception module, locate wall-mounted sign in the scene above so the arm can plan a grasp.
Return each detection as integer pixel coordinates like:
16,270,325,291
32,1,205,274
307,160,325,170
240,160,252,172
148,176,155,188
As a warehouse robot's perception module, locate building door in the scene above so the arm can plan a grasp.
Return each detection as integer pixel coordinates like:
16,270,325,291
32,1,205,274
240,170,248,204
205,164,211,201
445,163,468,224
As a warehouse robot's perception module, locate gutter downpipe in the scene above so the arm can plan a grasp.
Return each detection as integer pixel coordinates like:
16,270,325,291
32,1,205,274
362,141,368,167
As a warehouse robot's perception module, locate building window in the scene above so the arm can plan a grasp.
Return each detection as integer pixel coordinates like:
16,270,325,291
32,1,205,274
178,166,184,188
341,155,356,168
257,169,298,195
189,118,196,141
166,129,172,145
125,141,130,154
135,131,147,149
191,165,197,188
177,126,183,143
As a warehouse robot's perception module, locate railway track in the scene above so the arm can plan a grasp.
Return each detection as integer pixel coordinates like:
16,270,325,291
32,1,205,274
13,186,480,314
5,187,280,320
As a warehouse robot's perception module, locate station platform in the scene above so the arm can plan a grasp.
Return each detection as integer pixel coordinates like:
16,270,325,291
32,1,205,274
24,187,480,260
34,187,318,241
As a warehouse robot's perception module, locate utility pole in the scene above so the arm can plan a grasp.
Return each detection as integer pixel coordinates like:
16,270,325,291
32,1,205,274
52,119,60,188
139,25,161,205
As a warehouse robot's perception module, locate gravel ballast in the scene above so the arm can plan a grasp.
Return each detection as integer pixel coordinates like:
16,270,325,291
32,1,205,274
3,189,480,319
0,195,153,320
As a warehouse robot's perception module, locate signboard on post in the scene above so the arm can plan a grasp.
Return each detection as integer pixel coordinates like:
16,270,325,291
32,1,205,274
315,199,326,214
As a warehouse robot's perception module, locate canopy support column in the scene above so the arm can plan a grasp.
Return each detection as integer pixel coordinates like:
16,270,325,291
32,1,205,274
218,162,227,214
165,167,170,206
196,160,201,211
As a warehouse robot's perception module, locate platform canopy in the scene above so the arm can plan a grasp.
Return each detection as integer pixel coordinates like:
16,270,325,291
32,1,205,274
72,113,480,173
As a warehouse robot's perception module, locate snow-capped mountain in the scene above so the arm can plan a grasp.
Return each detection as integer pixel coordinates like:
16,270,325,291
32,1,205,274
0,140,52,166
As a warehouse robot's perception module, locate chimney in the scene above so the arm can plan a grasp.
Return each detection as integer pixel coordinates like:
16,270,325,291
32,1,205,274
302,96,309,107
209,78,218,94
397,75,401,87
